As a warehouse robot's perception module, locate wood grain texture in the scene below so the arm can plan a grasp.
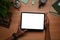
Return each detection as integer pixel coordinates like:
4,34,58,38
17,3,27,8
18,0,52,40
48,13,60,40
0,0,60,40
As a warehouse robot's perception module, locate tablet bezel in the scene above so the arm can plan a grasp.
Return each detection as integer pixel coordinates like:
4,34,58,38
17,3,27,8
20,12,45,31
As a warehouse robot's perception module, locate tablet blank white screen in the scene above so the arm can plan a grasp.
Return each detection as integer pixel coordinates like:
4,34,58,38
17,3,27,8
21,13,44,30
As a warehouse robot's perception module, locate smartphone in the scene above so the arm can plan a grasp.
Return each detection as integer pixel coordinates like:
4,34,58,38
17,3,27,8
20,12,45,31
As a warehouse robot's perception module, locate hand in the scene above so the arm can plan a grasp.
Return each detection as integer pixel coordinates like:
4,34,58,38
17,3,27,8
6,27,27,40
45,14,49,28
16,27,27,38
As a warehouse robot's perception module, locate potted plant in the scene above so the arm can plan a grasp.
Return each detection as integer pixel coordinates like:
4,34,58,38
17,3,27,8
0,0,12,28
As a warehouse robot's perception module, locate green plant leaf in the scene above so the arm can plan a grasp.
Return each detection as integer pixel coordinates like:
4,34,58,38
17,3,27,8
0,0,12,18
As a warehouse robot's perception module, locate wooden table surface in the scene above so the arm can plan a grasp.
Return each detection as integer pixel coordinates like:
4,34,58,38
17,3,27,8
0,0,60,40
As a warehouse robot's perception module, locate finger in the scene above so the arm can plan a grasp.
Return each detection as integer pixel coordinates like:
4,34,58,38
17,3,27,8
22,30,27,32
45,14,49,28
17,26,21,33
45,14,48,21
21,30,27,34
17,30,27,38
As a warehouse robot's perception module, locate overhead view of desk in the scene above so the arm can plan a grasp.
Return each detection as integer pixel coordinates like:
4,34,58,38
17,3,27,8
0,0,60,40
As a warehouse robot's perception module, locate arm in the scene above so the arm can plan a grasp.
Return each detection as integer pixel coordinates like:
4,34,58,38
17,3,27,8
45,14,51,40
6,27,27,40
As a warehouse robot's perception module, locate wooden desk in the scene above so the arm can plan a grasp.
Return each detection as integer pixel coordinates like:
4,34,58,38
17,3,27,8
0,0,51,40
0,0,60,40
18,0,51,40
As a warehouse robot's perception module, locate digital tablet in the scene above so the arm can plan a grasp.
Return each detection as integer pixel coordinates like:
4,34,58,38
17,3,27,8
20,12,45,30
